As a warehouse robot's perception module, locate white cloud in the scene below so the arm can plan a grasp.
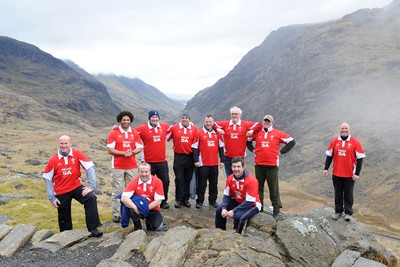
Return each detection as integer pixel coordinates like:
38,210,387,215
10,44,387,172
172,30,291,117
0,0,393,96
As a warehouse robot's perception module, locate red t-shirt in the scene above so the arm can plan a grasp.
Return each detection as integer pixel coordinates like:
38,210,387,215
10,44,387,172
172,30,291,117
43,149,94,195
192,127,224,166
214,119,260,158
107,126,143,169
224,172,261,209
122,175,165,211
167,123,198,154
249,128,293,166
325,135,365,178
135,122,170,163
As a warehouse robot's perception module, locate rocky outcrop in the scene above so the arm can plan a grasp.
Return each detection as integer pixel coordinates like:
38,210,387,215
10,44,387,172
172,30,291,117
0,206,397,266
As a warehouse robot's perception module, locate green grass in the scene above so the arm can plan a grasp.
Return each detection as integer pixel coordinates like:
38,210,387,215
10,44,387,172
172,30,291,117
0,177,112,233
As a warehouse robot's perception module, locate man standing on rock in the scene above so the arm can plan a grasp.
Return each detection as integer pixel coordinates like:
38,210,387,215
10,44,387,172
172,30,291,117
42,135,103,237
323,122,365,221
121,162,164,231
166,113,198,209
135,110,170,209
246,114,295,219
215,157,261,234
107,111,143,223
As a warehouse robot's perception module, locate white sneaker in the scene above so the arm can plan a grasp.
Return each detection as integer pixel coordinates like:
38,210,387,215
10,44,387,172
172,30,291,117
344,214,351,221
331,213,341,220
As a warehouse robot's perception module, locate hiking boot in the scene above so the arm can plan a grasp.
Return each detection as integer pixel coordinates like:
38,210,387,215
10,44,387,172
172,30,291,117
331,213,341,220
133,221,143,231
273,210,281,220
183,199,191,208
344,214,352,222
174,201,181,208
195,203,203,209
89,229,103,237
209,202,219,208
160,201,169,209
112,216,121,223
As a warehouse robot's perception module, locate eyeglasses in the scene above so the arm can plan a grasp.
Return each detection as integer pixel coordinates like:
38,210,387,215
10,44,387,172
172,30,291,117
231,113,240,115
263,119,271,122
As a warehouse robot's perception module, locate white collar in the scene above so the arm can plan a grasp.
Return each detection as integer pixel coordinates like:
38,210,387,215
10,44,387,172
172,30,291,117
229,119,242,126
147,121,161,129
179,122,192,129
119,125,132,133
57,149,73,159
138,177,152,185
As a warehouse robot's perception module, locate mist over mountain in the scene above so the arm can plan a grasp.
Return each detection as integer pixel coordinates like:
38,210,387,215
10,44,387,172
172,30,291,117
185,1,400,223
95,74,183,124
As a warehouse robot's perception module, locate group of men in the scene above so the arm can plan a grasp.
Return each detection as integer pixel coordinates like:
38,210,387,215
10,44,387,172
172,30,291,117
42,106,365,236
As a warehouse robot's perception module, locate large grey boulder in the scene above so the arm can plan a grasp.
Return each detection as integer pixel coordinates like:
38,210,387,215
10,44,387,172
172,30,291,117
32,229,89,252
0,224,36,257
111,229,147,261
150,225,197,267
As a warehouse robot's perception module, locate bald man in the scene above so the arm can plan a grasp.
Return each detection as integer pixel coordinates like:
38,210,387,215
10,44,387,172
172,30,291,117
43,135,103,237
323,123,366,222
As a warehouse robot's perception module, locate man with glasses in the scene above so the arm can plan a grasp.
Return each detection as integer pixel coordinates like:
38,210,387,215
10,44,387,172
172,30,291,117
214,106,260,177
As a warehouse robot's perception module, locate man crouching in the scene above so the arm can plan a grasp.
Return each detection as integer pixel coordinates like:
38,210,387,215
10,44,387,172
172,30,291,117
121,162,164,231
215,157,261,234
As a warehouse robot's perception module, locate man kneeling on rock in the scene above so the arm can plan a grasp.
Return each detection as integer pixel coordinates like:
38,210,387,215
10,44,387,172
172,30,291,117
215,157,261,234
120,162,164,231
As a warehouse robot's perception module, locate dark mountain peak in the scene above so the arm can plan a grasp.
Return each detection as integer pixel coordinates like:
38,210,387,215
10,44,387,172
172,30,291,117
0,36,120,126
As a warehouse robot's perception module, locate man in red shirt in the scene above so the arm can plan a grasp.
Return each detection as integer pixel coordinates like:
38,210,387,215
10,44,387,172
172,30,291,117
107,111,143,223
43,135,103,237
135,110,170,209
192,115,224,209
247,114,295,219
214,106,260,177
167,113,198,208
323,122,365,221
215,157,261,234
121,162,164,231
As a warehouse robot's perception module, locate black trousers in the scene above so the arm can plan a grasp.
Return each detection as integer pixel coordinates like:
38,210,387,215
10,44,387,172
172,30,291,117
196,165,218,204
255,165,281,212
173,153,194,201
149,161,170,202
56,185,101,232
332,175,355,215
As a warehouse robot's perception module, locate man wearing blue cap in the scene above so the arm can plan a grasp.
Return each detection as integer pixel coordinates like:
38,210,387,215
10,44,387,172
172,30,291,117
135,110,171,209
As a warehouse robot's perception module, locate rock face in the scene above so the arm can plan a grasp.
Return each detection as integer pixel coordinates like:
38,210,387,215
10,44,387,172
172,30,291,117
0,206,397,267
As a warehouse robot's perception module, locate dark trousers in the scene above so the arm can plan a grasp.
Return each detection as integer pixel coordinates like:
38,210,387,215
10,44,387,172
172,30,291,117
255,165,281,212
149,161,170,202
173,153,194,201
332,175,355,215
215,198,259,234
130,209,163,231
56,185,101,232
223,156,233,177
196,165,219,204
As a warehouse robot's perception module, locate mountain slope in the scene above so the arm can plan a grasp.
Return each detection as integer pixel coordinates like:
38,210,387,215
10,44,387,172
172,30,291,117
0,36,119,127
95,74,183,124
185,1,400,225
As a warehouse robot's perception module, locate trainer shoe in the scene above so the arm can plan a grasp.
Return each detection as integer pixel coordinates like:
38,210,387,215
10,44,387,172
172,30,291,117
331,213,341,220
344,214,352,222
195,203,203,209
273,211,281,220
112,216,121,223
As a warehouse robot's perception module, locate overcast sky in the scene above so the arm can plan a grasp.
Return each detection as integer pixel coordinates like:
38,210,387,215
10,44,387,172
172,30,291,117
0,0,393,97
